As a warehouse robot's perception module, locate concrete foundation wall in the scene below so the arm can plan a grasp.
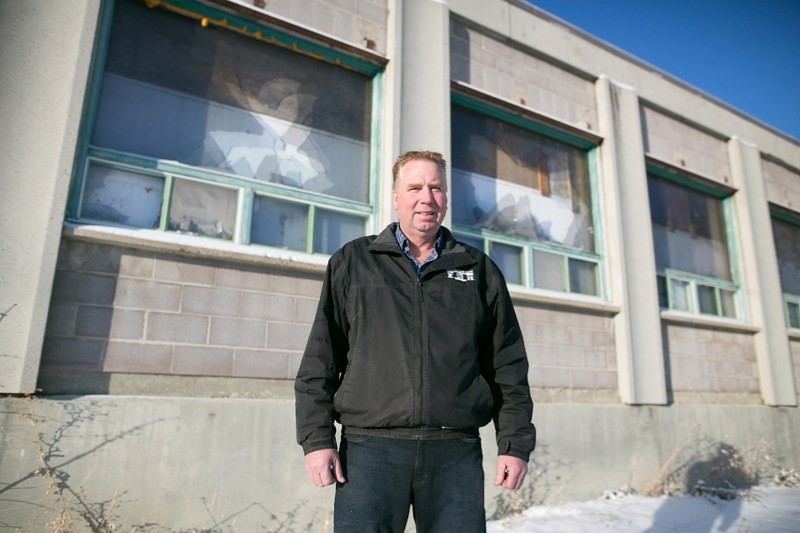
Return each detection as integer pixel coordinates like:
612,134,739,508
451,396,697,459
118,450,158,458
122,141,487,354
2,393,798,531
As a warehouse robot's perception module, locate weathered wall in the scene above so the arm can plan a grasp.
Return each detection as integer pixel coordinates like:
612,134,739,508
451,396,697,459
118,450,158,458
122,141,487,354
450,19,598,130
2,394,798,531
640,107,732,183
762,157,800,212
42,237,320,383
663,322,759,393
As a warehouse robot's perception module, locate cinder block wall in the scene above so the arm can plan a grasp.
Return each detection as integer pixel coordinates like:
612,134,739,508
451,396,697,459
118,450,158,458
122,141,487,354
450,19,598,130
41,238,320,387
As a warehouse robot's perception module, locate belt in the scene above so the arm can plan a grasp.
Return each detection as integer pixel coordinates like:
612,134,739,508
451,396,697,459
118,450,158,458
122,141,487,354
343,425,479,440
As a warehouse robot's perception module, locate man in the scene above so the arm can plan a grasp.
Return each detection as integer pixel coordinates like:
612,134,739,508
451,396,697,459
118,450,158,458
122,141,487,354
295,150,535,532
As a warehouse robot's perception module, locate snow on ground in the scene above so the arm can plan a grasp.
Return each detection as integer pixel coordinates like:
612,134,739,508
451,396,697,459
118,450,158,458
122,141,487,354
487,487,800,532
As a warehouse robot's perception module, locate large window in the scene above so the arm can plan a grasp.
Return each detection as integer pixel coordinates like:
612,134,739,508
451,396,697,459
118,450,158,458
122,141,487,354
451,99,600,296
70,0,381,254
772,214,800,328
648,171,739,318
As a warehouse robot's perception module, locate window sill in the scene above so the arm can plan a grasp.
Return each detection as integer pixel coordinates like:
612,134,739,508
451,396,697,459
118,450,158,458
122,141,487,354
509,286,620,315
62,222,329,274
660,309,760,333
788,328,800,341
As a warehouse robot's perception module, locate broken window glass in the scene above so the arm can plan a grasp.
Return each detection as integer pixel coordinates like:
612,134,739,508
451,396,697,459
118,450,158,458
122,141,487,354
451,105,595,253
772,217,800,296
168,179,237,240
81,163,163,228
93,0,372,203
648,175,732,281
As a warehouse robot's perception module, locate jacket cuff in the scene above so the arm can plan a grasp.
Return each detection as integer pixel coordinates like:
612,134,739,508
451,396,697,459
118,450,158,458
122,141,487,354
301,435,337,455
497,436,534,461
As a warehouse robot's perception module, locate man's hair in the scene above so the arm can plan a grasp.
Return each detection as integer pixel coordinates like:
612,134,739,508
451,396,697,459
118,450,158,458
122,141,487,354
392,150,447,190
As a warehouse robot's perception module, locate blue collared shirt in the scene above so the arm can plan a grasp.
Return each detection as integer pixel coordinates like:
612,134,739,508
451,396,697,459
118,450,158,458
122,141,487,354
394,225,442,277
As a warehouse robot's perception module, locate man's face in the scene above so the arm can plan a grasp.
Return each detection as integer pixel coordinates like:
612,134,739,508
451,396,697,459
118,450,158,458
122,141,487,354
393,158,448,241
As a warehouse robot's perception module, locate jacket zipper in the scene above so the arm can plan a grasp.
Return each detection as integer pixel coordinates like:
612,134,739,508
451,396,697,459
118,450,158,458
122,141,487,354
415,277,424,426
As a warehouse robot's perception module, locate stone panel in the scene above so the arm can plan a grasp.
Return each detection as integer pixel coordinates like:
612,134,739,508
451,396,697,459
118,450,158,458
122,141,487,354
210,317,266,348
234,349,290,379
103,341,172,373
173,345,234,376
663,322,759,393
146,313,208,344
762,158,800,213
450,20,598,130
115,279,181,311
641,106,731,184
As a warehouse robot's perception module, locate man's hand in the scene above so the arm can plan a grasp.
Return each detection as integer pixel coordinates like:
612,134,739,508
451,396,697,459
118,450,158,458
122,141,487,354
494,455,528,491
304,448,346,487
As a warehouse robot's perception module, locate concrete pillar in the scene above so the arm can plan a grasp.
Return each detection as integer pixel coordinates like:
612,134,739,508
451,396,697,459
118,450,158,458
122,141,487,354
728,137,797,406
595,76,667,405
394,0,452,225
0,1,100,392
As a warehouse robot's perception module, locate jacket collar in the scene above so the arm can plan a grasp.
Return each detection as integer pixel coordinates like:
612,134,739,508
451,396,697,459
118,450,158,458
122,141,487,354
368,223,476,271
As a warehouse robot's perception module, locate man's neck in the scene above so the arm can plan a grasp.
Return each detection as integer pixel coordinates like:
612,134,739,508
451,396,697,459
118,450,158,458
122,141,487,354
398,225,438,262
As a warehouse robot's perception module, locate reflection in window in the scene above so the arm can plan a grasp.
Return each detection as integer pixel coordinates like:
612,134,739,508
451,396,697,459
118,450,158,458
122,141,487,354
93,0,372,203
251,196,308,250
168,179,237,240
313,209,364,255
772,217,800,295
451,105,594,252
772,216,800,328
81,163,163,228
648,173,739,318
489,242,523,285
648,175,732,281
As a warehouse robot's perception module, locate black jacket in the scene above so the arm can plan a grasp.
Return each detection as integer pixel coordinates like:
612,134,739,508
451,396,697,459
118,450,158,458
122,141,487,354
294,224,536,460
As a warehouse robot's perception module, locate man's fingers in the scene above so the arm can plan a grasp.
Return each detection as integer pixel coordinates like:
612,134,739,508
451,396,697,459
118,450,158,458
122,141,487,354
495,455,529,491
332,456,346,483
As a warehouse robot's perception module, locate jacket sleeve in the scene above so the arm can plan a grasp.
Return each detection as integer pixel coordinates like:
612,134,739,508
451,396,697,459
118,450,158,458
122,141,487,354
294,254,349,455
482,263,536,461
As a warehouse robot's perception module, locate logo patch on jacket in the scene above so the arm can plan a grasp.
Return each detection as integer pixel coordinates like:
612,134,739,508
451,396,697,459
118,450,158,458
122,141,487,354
447,269,474,282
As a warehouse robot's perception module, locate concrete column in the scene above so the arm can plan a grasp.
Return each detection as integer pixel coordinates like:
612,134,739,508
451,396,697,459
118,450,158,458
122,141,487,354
0,1,100,392
595,76,667,405
396,0,452,225
728,138,797,406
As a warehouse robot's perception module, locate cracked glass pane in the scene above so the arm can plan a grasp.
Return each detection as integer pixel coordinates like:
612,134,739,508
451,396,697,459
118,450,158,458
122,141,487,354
82,163,163,228
452,105,595,252
648,175,732,281
771,217,800,296
168,179,237,240
93,0,371,203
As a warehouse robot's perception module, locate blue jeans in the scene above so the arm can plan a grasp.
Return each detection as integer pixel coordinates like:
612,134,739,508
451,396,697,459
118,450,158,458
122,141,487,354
334,433,486,533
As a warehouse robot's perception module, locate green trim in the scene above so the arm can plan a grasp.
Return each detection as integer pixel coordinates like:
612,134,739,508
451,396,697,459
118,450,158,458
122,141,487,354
722,197,746,319
368,71,383,234
160,174,174,232
161,0,382,76
771,207,800,226
646,164,729,199
239,187,254,245
87,148,373,214
67,0,117,220
451,93,596,150
587,147,605,298
306,204,317,254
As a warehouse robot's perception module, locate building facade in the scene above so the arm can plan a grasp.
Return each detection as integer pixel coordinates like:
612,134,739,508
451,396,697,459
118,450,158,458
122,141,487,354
1,0,799,529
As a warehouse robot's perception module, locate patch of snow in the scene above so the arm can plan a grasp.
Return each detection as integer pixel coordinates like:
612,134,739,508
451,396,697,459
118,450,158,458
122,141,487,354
487,486,800,532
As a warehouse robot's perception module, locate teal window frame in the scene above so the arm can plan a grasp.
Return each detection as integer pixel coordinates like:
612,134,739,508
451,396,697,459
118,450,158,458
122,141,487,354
450,91,605,297
67,0,383,255
771,208,800,329
647,164,743,319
